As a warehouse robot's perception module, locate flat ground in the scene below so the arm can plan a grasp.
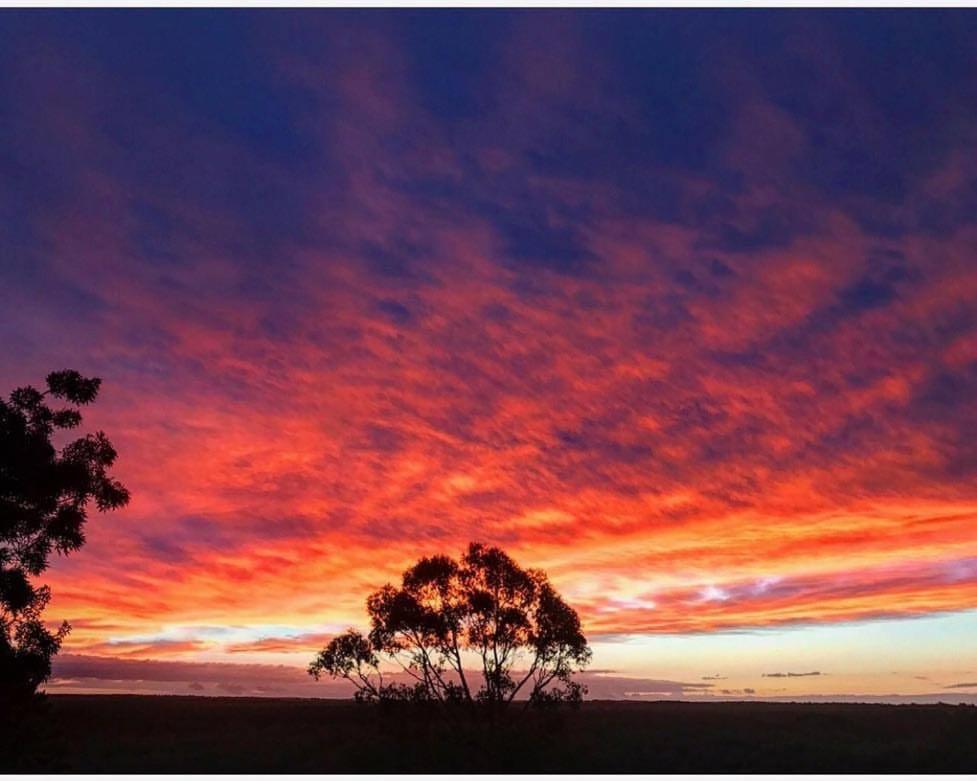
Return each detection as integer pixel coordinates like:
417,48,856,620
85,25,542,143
5,695,977,772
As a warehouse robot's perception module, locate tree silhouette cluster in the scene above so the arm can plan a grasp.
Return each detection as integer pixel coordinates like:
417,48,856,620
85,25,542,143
309,543,591,710
1,371,129,704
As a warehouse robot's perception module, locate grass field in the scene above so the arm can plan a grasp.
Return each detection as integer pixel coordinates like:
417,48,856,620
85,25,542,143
5,695,977,773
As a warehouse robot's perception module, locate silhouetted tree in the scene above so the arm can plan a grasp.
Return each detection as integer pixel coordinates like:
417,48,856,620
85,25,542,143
310,543,591,710
0,371,129,704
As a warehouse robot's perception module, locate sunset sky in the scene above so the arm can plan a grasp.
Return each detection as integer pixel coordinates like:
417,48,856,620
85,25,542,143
3,9,977,701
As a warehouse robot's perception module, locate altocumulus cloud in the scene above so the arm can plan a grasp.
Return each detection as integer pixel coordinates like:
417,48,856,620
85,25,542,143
3,11,977,677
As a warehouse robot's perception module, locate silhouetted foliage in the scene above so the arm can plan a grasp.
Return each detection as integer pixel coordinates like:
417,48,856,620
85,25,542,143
0,371,129,705
310,543,591,710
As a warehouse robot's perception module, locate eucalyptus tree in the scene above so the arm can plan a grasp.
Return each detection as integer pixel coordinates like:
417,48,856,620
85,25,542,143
310,543,591,710
1,371,129,703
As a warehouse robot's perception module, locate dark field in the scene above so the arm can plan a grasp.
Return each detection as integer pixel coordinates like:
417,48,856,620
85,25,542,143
5,695,977,773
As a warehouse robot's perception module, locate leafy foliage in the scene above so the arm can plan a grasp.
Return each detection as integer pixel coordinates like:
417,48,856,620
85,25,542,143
310,543,591,710
0,371,129,703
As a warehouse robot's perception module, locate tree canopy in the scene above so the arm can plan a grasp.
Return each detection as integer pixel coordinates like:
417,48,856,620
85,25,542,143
0,371,129,703
309,543,591,709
